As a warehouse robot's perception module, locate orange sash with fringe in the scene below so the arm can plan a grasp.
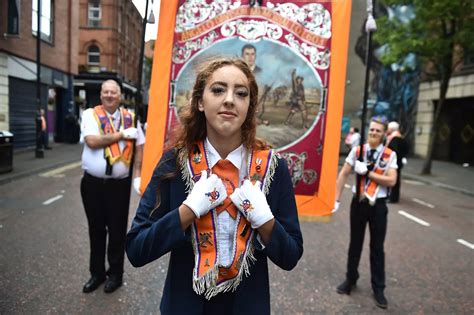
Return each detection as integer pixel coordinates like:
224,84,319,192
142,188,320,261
93,105,134,165
186,141,274,299
357,146,394,204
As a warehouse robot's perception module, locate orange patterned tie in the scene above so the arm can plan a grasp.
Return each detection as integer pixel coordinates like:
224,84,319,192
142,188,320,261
212,159,239,219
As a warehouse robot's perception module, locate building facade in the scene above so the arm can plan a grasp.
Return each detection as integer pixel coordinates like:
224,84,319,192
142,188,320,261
0,0,79,147
75,0,142,113
415,65,474,164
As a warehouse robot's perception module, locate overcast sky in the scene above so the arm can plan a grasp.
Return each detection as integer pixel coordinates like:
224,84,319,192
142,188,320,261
132,0,161,41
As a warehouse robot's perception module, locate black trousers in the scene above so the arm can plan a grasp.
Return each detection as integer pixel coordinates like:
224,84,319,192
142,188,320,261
389,168,402,202
81,172,131,277
346,197,388,293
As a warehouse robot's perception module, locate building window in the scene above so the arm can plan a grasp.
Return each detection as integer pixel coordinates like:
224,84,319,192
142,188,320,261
88,0,101,28
87,45,100,66
7,0,20,35
32,0,54,43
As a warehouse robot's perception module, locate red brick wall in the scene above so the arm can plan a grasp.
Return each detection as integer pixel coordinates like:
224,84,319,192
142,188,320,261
0,0,79,75
78,0,142,85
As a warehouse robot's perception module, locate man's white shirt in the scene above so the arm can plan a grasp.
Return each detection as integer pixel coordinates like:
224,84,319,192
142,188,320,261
80,107,145,179
345,143,397,199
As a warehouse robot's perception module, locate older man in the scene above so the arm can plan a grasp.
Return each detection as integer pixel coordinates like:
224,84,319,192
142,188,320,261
80,80,145,293
386,121,409,203
334,116,397,309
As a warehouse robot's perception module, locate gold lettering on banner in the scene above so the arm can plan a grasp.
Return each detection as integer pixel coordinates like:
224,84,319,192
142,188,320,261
177,7,327,46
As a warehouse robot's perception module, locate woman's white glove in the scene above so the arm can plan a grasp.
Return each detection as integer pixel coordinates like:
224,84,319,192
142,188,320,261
133,177,141,195
230,180,274,229
354,160,368,175
183,170,227,218
121,127,138,139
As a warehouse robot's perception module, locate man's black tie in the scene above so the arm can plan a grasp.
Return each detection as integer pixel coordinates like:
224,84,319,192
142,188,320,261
367,149,377,171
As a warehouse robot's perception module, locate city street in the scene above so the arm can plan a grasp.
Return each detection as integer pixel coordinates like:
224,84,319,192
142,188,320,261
0,163,473,314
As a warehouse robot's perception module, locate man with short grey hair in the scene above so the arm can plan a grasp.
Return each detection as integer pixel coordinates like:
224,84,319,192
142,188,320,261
386,121,409,203
80,79,145,293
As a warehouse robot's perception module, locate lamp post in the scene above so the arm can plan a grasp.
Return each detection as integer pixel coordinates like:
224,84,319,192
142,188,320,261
127,0,155,182
136,0,155,119
35,0,44,158
356,0,377,200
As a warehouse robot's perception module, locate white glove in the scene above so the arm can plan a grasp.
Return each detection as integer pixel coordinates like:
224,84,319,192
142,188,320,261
183,170,227,218
230,180,274,229
402,157,407,165
121,127,138,139
133,177,141,195
354,160,368,175
332,201,340,213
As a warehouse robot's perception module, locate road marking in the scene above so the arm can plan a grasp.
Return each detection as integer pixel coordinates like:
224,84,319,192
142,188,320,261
39,162,82,178
43,195,63,205
412,198,435,209
344,184,351,189
403,179,425,186
398,210,430,226
457,239,474,250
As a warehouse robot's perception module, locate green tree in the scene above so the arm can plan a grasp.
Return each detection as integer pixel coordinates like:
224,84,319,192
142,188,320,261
374,0,474,174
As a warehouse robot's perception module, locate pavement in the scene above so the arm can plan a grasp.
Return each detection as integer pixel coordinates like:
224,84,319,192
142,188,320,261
1,142,473,197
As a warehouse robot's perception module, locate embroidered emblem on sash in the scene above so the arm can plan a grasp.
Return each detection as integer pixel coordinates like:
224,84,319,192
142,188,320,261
199,232,213,248
256,158,263,172
192,144,202,164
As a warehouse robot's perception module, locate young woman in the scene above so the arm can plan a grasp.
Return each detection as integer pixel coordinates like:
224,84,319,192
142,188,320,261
126,58,303,314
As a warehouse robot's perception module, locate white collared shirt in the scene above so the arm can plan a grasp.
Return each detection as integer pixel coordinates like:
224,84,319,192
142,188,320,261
205,138,248,266
80,107,145,179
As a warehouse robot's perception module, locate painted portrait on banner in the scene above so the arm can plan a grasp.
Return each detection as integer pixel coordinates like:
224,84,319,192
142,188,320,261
142,0,352,216
167,1,332,196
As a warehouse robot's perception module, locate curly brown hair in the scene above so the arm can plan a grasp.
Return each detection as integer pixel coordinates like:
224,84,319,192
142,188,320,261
169,57,269,153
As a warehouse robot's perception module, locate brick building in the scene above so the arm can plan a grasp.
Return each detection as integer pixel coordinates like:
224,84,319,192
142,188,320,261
0,0,79,148
75,0,143,113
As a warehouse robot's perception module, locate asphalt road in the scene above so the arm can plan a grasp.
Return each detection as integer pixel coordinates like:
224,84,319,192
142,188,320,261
0,164,473,314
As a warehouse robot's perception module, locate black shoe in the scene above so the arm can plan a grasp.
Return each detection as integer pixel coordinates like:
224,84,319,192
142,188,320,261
82,275,106,293
45,147,52,150
336,279,356,295
374,291,388,309
104,275,123,293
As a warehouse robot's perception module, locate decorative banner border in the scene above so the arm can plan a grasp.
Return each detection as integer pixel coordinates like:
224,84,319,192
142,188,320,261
141,0,351,217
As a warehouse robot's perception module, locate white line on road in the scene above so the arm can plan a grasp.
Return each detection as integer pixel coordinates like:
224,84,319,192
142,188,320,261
412,198,435,209
457,239,474,250
403,179,425,186
344,184,351,189
398,210,431,226
43,195,63,205
39,162,82,178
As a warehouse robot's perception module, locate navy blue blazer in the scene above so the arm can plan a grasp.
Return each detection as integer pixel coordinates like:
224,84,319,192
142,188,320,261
126,150,303,315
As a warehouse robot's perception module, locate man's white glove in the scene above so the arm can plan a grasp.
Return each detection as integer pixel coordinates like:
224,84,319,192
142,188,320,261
133,177,141,195
402,157,407,165
230,180,274,229
332,201,340,213
354,160,368,175
183,170,227,218
121,127,138,139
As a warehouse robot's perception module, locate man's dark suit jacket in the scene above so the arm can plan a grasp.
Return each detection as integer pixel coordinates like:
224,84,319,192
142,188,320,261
126,150,303,315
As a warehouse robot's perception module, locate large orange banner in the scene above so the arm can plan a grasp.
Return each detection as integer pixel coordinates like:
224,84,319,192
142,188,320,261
141,0,352,217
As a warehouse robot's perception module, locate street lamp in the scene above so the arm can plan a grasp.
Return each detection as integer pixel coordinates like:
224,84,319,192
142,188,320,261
35,0,44,158
128,0,155,181
136,0,155,118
